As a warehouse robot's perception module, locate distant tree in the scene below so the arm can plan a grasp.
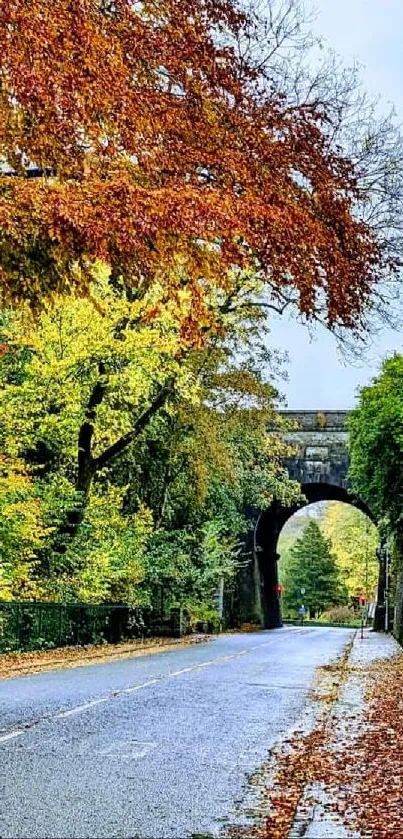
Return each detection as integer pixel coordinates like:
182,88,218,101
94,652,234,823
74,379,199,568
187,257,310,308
282,520,347,618
322,502,378,600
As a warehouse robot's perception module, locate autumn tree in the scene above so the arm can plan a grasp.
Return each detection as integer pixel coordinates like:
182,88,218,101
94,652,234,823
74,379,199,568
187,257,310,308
322,502,378,600
237,0,403,286
0,280,299,606
0,0,392,336
0,270,194,537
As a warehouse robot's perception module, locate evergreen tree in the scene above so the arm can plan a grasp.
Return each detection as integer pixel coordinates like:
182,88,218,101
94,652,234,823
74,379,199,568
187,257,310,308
281,521,347,618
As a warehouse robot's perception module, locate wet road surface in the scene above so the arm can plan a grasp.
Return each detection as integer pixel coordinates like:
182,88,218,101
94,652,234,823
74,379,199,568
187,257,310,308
0,626,353,838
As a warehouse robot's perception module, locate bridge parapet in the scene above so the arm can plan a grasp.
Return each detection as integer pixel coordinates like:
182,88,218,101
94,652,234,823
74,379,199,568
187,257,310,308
280,410,350,432
279,410,351,488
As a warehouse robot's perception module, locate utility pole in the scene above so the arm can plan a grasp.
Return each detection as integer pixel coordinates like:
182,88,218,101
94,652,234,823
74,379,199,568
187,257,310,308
384,546,389,633
216,576,224,626
365,519,370,603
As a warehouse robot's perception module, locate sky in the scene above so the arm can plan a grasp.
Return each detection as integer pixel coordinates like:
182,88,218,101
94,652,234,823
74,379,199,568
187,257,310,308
268,0,403,410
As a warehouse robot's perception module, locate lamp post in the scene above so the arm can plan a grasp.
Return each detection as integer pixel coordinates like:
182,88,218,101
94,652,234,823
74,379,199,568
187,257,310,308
375,544,389,632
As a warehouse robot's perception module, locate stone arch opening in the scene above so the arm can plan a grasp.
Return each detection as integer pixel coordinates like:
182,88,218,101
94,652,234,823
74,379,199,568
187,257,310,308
254,483,377,628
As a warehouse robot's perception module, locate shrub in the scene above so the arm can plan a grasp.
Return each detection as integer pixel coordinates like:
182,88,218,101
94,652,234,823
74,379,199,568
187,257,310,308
320,605,357,624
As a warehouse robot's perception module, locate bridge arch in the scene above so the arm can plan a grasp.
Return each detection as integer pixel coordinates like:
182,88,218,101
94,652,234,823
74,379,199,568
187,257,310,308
242,411,382,629
254,482,376,628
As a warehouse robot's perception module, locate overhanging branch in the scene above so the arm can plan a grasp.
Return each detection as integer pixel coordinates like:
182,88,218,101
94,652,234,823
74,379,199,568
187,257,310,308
94,380,174,470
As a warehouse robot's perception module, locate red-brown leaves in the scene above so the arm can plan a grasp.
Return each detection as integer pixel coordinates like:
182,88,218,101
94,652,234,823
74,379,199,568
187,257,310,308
225,646,403,839
0,0,389,331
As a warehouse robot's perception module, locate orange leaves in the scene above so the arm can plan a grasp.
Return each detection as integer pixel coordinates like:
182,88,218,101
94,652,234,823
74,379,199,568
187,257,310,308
337,655,403,838
226,648,403,839
0,0,390,334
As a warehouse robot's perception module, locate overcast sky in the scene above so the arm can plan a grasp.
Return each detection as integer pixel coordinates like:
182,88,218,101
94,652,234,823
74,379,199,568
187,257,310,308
269,0,403,410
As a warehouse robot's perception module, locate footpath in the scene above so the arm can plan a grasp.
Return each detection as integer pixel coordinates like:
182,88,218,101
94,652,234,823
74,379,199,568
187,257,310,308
225,629,403,839
289,629,401,839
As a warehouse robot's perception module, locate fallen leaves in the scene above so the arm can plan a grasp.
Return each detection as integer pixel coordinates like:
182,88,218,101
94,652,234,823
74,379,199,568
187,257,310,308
0,633,212,680
264,643,403,838
224,640,354,839
325,652,403,838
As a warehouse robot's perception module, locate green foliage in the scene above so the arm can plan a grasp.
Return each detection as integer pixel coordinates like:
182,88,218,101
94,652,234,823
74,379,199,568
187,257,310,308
319,605,359,625
281,520,348,618
0,455,46,600
45,490,153,605
0,278,299,616
349,354,403,532
0,271,193,468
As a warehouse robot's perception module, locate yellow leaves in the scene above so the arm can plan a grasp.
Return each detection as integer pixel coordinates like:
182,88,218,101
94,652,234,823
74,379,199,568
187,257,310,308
0,454,47,598
68,487,152,603
0,279,204,462
322,502,378,597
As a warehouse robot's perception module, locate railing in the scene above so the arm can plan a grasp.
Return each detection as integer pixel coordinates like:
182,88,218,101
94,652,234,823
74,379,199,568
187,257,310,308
0,601,189,653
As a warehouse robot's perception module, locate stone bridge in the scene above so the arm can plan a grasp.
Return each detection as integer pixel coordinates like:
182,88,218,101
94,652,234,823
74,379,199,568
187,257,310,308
237,411,381,630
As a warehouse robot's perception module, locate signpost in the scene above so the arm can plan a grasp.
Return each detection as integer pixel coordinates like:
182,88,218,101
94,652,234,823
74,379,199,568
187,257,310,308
359,594,367,640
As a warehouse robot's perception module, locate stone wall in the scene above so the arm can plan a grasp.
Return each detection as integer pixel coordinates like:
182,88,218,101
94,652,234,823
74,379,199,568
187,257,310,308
280,410,350,489
392,536,403,644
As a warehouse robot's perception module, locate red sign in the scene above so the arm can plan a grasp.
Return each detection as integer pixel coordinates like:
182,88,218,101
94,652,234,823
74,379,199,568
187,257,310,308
274,583,284,594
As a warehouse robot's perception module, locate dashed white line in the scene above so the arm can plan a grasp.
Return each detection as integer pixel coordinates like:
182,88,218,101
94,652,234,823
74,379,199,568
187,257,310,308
0,629,306,741
0,730,24,743
122,678,161,694
55,697,108,718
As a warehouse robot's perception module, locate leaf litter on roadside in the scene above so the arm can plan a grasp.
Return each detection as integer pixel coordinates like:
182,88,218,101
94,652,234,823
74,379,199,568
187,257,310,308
223,641,403,839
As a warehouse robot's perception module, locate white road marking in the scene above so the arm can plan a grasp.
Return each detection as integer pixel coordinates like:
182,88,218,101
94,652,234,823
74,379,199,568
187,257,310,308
130,744,156,759
0,627,310,743
55,697,108,718
0,730,24,743
122,678,161,694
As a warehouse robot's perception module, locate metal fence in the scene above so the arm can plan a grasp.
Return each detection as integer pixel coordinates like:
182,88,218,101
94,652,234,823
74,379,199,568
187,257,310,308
0,601,179,653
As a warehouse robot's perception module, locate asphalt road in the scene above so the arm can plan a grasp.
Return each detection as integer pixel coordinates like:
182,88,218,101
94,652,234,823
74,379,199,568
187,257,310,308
0,626,353,838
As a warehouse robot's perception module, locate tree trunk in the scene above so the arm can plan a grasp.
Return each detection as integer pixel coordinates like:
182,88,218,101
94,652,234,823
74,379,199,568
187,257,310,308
54,375,174,549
